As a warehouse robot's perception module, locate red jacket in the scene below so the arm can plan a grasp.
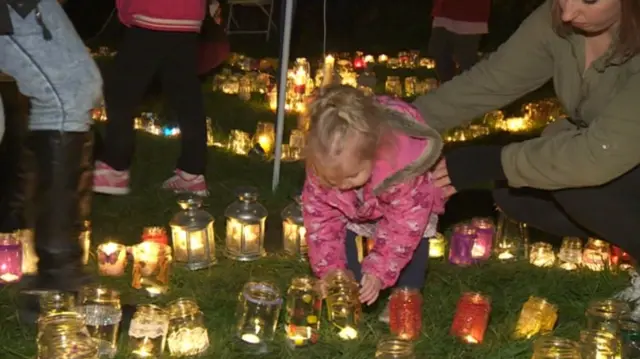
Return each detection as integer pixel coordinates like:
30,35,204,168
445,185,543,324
117,0,205,32
432,0,491,23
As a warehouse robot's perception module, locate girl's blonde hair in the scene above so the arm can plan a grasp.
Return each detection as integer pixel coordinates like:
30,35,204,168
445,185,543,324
305,85,388,172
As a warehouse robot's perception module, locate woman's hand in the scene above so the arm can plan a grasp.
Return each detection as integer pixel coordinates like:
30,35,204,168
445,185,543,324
433,158,458,199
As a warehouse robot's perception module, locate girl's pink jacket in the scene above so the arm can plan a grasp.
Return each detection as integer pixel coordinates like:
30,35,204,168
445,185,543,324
116,0,205,32
302,97,445,289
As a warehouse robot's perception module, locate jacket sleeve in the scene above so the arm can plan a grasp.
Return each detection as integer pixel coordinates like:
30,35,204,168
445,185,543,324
413,1,554,132
501,72,640,189
361,175,445,289
301,173,348,279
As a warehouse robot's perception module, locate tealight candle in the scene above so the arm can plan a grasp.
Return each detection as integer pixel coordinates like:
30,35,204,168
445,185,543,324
97,242,127,276
529,242,556,268
428,233,446,259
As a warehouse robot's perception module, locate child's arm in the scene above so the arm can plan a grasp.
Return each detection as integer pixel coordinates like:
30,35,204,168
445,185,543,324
302,174,349,279
362,174,444,289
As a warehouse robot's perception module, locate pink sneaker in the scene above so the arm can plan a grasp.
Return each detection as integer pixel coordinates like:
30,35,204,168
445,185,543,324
162,170,208,196
93,161,131,195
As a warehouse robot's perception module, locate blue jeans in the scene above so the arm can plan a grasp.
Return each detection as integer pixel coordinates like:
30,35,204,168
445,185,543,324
0,0,102,132
344,230,430,290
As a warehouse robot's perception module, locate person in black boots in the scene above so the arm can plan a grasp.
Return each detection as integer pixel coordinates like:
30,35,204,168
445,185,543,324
0,0,102,323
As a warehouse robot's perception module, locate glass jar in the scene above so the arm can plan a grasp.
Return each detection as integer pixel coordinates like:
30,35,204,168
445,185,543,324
385,76,402,97
76,286,122,358
324,269,361,340
228,130,252,155
586,299,630,334
254,122,275,155
166,298,210,356
514,296,558,339
403,77,417,97
285,276,322,347
236,281,283,346
531,336,581,359
612,246,635,271
389,287,423,341
0,232,22,283
428,232,446,259
131,242,172,297
40,291,77,317
288,129,305,161
558,237,583,270
128,304,170,358
238,75,252,101
142,226,169,245
375,337,416,359
224,187,268,261
529,242,556,268
494,211,529,261
580,329,620,359
281,196,307,260
449,223,476,266
37,312,96,359
170,194,216,270
620,316,640,358
96,241,128,276
583,238,611,271
450,292,491,344
470,217,494,261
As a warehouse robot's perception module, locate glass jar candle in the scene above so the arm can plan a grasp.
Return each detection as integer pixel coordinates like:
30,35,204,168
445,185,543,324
16,229,37,274
288,130,305,161
450,292,491,344
531,336,581,359
404,77,417,97
224,187,268,261
131,242,172,297
128,304,170,358
449,223,476,266
557,237,583,271
228,130,252,155
96,241,128,276
0,232,22,283
583,238,611,271
236,281,283,347
389,287,423,341
494,212,529,261
513,296,558,339
170,194,216,270
325,269,361,340
38,314,98,359
428,233,446,259
142,227,169,245
580,329,620,359
586,299,630,334
470,217,494,261
620,316,640,358
285,276,322,347
281,196,307,260
385,76,403,97
76,286,122,358
254,122,275,155
166,298,210,356
529,242,556,268
40,291,76,317
611,246,635,271
375,337,416,359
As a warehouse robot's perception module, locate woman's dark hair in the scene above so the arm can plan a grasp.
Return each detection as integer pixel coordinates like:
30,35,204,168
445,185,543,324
551,0,640,59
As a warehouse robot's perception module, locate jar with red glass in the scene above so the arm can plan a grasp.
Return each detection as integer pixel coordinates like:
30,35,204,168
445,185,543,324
611,246,635,271
142,227,169,246
450,292,491,344
389,287,423,341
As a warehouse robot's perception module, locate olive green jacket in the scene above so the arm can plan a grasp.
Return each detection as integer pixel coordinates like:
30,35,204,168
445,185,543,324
413,0,640,190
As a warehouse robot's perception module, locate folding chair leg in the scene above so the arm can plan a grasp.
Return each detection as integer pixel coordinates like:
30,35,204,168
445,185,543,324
266,3,275,41
226,4,233,32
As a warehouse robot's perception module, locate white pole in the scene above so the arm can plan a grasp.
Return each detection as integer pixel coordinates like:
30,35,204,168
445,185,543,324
271,0,294,192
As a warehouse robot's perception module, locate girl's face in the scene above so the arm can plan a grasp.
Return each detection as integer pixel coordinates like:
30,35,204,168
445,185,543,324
557,0,621,33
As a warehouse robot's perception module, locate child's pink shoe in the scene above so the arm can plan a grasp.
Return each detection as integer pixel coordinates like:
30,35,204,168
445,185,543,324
93,161,130,195
162,170,209,197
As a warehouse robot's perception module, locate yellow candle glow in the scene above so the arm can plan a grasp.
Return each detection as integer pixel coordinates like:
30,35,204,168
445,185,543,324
136,243,159,276
338,326,358,340
529,242,556,268
378,54,388,63
241,333,261,344
429,233,446,258
97,242,127,276
0,273,20,282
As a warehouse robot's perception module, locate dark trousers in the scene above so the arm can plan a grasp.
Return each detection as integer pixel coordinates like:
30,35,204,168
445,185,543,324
428,27,481,83
101,27,207,175
344,230,430,290
494,165,640,260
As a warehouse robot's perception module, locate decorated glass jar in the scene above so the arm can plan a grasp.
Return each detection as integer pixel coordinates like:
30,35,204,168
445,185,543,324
128,304,170,358
389,287,423,341
325,269,361,340
285,276,322,347
166,298,210,356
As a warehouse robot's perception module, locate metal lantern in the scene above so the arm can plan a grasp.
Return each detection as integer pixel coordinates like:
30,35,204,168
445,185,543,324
224,187,267,261
170,194,216,270
282,196,307,260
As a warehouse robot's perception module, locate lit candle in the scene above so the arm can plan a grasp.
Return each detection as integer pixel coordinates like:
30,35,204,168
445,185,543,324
338,326,358,340
471,217,494,261
429,233,446,258
97,242,127,276
451,292,491,344
378,54,388,63
529,242,556,268
241,333,261,344
174,231,206,259
583,238,611,271
0,234,22,283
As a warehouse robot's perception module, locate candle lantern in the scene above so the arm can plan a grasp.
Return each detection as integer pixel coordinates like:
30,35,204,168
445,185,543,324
16,229,37,274
80,220,91,265
531,337,581,359
389,287,423,341
37,312,97,359
385,76,403,97
470,217,494,260
254,122,275,155
375,337,416,359
494,211,529,261
557,237,583,270
96,241,128,276
580,329,620,359
583,238,611,271
325,269,361,340
288,129,305,161
611,246,635,271
228,130,252,155
128,304,170,358
450,292,491,344
236,281,283,349
131,242,172,297
404,77,417,97
428,232,446,259
514,296,558,339
0,233,22,283
529,242,556,268
224,187,267,261
166,298,210,356
142,227,169,245
170,194,216,270
285,276,322,347
77,286,122,358
586,299,630,334
282,196,307,260
40,291,77,317
448,223,476,266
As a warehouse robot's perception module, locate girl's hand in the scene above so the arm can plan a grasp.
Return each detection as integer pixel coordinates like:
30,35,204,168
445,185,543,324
433,158,457,199
359,274,382,305
314,278,328,299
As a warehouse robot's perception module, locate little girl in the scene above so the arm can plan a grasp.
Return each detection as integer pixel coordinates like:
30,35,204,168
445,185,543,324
302,85,445,322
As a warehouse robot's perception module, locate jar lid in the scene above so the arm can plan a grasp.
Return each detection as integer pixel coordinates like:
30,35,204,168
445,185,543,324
236,186,259,201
